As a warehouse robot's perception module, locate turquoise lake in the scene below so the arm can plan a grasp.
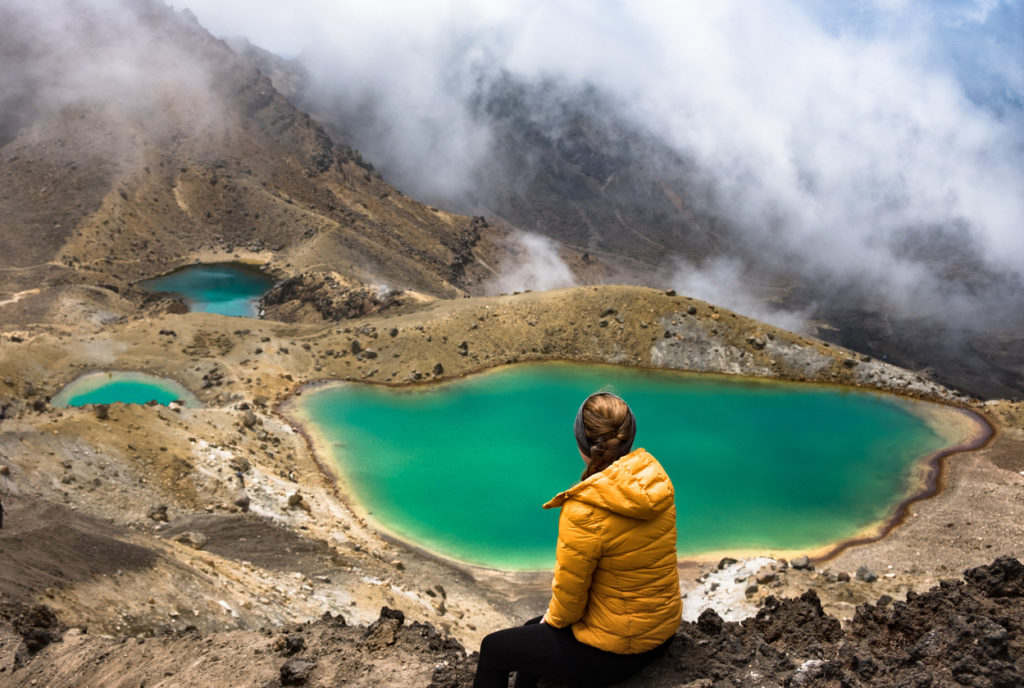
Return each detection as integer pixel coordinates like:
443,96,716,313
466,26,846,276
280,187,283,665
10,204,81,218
295,363,956,570
139,263,274,317
52,372,200,408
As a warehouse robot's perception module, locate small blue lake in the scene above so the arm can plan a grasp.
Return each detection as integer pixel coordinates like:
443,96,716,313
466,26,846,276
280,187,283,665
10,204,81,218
139,263,274,317
52,372,201,408
292,363,979,570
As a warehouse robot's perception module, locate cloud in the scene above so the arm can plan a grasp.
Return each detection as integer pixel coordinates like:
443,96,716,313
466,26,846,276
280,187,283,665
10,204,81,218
671,256,815,333
487,232,576,295
1,0,226,146
669,257,814,335
162,0,1024,336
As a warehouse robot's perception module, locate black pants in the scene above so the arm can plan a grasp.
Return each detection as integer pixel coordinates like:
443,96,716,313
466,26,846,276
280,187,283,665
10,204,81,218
473,617,671,688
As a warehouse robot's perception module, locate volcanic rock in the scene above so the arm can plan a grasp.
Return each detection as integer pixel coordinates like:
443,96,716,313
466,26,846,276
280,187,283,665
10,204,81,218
280,658,315,685
856,565,878,583
280,634,305,656
261,272,410,323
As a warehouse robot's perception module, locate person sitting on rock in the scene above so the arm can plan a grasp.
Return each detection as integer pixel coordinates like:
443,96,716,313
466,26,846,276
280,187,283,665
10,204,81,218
473,392,681,688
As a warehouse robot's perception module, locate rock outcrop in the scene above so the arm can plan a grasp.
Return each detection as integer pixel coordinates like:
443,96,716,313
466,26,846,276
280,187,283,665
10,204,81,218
260,272,419,322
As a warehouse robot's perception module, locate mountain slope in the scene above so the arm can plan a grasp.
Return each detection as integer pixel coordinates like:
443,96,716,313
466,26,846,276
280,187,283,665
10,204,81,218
0,0,500,328
286,59,1023,400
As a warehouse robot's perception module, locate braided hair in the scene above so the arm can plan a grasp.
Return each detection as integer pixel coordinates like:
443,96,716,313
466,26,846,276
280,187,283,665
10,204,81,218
574,392,636,480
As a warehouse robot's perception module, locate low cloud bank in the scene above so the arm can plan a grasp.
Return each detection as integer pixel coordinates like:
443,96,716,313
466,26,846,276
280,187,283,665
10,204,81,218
670,258,814,336
487,233,576,295
175,1,1021,316
157,2,1024,350
2,0,225,145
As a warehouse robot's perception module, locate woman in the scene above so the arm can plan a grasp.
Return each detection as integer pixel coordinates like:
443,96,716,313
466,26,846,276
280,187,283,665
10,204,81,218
473,392,681,688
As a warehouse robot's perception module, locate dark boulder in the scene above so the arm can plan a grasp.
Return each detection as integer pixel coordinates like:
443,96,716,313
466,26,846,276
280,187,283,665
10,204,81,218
279,658,316,685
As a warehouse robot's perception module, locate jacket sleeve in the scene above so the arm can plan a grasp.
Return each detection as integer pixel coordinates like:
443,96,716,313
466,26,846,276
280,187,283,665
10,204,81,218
545,502,602,628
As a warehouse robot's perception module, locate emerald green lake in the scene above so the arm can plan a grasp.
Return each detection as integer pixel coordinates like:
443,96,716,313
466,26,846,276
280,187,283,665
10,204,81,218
295,364,957,570
52,372,200,408
139,263,274,317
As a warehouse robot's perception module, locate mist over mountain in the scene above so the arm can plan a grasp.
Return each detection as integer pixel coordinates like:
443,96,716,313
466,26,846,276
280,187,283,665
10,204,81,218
180,0,1024,398
2,0,1021,397
0,0,498,328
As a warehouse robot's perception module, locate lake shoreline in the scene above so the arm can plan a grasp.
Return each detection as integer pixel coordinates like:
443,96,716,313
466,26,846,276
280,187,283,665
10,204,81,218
281,362,996,574
51,370,203,408
812,404,994,564
138,261,275,318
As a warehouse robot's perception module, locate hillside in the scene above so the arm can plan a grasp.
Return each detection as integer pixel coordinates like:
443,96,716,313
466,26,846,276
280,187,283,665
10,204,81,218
3,0,1019,399
290,60,1024,400
0,0,500,330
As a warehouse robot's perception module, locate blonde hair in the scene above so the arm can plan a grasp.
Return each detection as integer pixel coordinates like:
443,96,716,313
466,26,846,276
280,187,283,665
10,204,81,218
579,394,634,480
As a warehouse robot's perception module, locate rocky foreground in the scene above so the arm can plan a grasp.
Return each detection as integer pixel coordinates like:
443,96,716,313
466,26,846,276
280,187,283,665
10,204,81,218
1,556,1021,688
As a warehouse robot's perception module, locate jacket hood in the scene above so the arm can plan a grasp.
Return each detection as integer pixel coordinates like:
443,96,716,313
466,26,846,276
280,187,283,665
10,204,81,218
543,448,675,520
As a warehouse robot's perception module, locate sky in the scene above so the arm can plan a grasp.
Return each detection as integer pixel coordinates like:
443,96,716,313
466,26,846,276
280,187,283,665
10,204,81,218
168,0,1023,326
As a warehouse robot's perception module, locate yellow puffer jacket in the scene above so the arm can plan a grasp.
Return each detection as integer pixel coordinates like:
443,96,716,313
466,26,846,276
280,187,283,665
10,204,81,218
543,448,681,654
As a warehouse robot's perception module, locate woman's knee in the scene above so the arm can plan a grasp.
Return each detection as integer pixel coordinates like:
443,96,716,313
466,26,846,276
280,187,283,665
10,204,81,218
477,630,506,666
